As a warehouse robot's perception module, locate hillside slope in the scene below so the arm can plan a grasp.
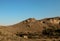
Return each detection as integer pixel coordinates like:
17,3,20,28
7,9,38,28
7,17,60,34
0,17,60,41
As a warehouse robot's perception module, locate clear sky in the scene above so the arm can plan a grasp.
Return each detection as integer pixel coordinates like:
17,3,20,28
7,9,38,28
0,0,60,25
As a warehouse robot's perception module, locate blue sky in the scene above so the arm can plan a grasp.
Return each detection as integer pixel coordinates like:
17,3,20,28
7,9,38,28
0,0,60,25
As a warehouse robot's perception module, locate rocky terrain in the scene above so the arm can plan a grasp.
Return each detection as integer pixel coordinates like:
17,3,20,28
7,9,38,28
0,17,60,41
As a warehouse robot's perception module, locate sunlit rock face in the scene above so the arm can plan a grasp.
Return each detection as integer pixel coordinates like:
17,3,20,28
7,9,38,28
49,17,60,24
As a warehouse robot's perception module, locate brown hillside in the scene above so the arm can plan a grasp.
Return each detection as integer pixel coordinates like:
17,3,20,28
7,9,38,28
0,17,60,41
7,17,60,34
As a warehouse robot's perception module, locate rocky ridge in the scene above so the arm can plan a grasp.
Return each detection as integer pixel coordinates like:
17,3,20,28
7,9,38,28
0,17,60,41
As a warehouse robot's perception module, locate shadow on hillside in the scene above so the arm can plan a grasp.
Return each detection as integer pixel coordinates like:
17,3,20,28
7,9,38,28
16,27,60,39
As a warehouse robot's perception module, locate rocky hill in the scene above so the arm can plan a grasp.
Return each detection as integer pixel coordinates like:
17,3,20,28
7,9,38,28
0,17,60,41
7,17,60,34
